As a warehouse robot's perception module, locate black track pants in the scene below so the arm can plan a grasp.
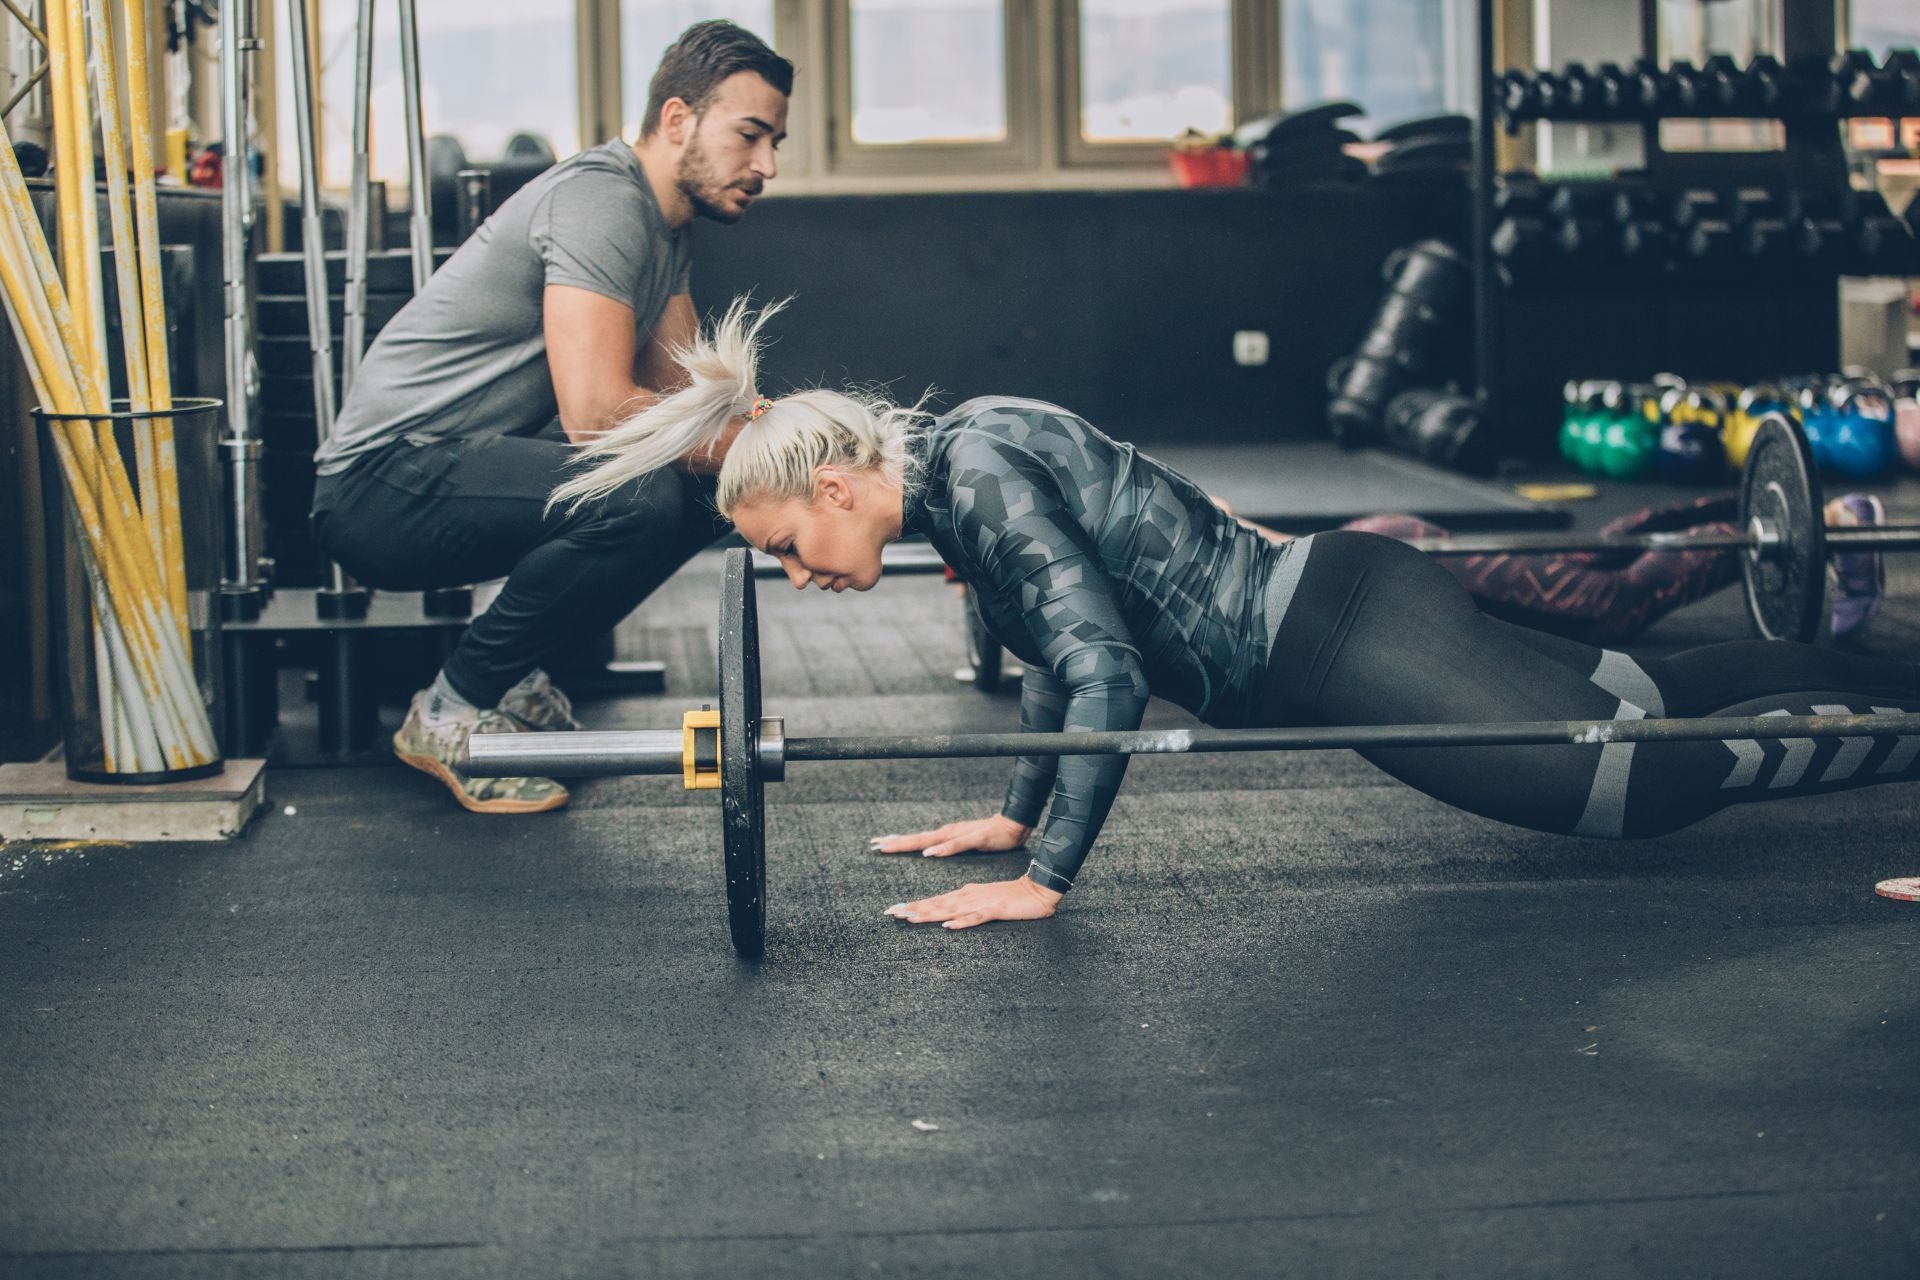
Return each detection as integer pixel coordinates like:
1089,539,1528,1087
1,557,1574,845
1255,531,1920,838
312,433,726,708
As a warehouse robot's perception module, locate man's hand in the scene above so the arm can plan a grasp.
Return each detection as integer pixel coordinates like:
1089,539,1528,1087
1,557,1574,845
886,877,1064,930
871,814,1032,858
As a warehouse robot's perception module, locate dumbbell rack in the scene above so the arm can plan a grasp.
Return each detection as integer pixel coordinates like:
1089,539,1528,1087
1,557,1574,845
1468,0,1897,453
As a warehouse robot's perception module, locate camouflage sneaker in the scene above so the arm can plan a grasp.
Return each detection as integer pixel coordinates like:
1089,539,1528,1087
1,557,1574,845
497,668,583,732
1825,493,1885,640
393,692,569,814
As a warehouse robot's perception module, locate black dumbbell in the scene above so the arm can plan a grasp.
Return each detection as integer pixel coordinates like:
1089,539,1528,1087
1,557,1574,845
1383,387,1490,470
1731,190,1793,263
1490,216,1550,285
1546,183,1613,222
1879,50,1920,114
1357,295,1441,369
1492,175,1545,220
1627,59,1667,117
1843,191,1920,275
1327,355,1403,445
1702,55,1746,112
1497,70,1541,127
1786,53,1844,115
1782,191,1849,269
1820,49,1896,115
1381,240,1469,324
1671,189,1728,231
1617,218,1674,272
1530,68,1572,117
1608,185,1660,226
1559,62,1598,116
1551,216,1616,269
1743,54,1786,112
1591,63,1634,119
1661,59,1708,114
1672,192,1736,271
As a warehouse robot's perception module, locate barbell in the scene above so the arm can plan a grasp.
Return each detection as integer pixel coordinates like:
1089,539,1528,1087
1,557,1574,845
1423,414,1920,643
468,533,1920,960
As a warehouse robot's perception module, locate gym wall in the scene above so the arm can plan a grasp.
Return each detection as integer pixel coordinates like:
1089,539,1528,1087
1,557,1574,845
691,180,1472,445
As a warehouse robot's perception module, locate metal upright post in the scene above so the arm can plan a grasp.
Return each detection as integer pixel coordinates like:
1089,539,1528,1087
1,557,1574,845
1471,0,1496,424
284,0,366,652
217,0,265,622
342,0,375,391
397,0,434,292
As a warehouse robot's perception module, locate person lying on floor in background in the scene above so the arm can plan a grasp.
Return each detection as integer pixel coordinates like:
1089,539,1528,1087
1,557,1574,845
553,301,1920,930
308,22,791,815
1215,492,1887,646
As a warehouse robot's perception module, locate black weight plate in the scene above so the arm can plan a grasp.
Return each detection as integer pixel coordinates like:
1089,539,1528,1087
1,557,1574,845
719,548,766,958
1739,414,1825,642
962,582,1005,693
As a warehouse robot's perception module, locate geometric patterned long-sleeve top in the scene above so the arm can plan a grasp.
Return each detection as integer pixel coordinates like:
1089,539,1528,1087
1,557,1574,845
902,397,1287,892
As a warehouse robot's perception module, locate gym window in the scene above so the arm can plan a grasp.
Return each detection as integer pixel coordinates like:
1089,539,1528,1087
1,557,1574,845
1282,0,1475,132
270,0,1483,195
309,0,582,197
621,1,778,138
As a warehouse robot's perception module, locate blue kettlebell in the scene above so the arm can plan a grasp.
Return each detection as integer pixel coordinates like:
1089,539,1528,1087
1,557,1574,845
1825,382,1898,478
1797,383,1840,468
1656,418,1725,483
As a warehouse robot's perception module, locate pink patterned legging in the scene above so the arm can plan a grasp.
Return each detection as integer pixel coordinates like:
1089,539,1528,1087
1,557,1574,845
1345,494,1743,645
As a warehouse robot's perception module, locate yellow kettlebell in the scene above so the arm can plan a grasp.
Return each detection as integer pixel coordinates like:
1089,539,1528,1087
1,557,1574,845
1726,383,1793,468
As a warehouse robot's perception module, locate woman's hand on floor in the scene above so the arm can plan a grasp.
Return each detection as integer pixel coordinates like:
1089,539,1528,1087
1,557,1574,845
887,877,1064,929
870,814,1032,858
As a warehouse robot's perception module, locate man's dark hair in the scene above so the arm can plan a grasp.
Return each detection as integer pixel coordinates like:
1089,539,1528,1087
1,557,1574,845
641,21,794,138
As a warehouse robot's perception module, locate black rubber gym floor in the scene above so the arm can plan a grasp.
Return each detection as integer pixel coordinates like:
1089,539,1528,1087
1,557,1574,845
3,483,1917,1278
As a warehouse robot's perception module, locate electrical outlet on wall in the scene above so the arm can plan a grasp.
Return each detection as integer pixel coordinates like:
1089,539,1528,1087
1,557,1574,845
1232,330,1269,367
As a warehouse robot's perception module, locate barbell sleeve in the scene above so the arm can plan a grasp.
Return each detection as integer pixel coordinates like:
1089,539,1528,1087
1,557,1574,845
465,728,685,778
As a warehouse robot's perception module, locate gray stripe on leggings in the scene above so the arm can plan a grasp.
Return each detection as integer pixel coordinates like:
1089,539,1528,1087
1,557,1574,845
1814,704,1873,783
1262,534,1316,648
1573,699,1643,838
1874,707,1920,774
1591,650,1664,717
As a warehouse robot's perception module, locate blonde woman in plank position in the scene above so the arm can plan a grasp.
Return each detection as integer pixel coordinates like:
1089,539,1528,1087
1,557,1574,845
556,302,1920,929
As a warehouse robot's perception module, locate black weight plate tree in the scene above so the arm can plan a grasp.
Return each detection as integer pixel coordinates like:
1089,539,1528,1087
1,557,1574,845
1739,414,1826,643
963,582,1005,692
719,549,767,958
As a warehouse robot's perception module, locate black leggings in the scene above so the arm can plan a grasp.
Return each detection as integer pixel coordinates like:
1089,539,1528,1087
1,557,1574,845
1255,532,1920,838
313,431,726,707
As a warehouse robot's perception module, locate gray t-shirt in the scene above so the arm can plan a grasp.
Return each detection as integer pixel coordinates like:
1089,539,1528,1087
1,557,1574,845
314,138,692,475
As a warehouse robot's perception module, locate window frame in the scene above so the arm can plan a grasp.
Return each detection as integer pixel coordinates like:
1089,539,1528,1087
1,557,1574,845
825,0,1042,175
1058,0,1277,166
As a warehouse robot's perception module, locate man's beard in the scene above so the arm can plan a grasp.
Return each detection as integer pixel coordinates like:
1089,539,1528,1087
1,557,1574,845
676,133,757,225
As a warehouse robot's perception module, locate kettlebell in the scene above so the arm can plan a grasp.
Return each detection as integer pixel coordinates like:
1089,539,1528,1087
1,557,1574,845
1727,383,1792,468
1892,369,1920,471
1595,383,1657,479
1825,381,1898,478
1797,382,1839,468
